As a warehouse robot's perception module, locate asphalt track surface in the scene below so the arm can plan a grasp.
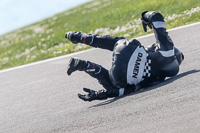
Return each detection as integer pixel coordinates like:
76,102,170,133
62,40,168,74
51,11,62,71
0,22,200,133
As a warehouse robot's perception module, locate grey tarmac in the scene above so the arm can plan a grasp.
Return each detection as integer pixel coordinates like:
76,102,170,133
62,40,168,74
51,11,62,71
0,22,200,133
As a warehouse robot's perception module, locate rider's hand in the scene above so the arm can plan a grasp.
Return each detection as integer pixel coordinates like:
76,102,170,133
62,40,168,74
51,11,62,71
78,88,108,102
78,88,98,102
65,31,82,44
141,11,152,32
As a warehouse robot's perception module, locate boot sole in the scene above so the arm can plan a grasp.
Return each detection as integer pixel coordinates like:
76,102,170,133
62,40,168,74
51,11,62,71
67,58,80,75
67,58,75,75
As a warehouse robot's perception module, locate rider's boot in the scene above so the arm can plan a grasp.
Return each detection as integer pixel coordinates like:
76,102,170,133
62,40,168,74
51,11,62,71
67,57,101,75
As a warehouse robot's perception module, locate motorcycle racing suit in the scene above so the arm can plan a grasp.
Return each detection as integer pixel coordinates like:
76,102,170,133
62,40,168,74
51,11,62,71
65,11,184,102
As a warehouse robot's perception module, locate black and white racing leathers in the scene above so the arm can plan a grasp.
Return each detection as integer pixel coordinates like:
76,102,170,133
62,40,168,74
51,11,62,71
68,11,182,99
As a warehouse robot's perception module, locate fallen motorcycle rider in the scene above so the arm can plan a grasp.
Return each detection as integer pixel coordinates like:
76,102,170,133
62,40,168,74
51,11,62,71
65,11,184,102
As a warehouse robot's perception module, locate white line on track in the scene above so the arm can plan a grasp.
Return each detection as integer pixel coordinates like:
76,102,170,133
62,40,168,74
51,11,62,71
0,22,200,74
0,48,95,74
135,22,200,39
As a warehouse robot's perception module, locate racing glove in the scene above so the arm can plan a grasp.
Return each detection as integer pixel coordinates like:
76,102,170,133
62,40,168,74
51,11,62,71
141,11,165,32
78,88,109,102
78,85,138,102
141,11,153,32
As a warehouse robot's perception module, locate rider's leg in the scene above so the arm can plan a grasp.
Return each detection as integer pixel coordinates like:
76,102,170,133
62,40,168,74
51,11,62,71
67,57,114,89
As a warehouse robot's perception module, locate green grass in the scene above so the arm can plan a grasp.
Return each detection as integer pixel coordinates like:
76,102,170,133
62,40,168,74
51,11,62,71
0,0,200,70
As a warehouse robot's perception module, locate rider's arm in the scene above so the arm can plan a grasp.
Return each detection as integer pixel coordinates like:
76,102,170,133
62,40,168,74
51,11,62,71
142,11,174,53
78,85,139,102
142,11,180,77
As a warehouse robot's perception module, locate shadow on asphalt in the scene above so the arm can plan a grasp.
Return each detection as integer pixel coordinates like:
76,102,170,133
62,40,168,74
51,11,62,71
90,69,200,108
